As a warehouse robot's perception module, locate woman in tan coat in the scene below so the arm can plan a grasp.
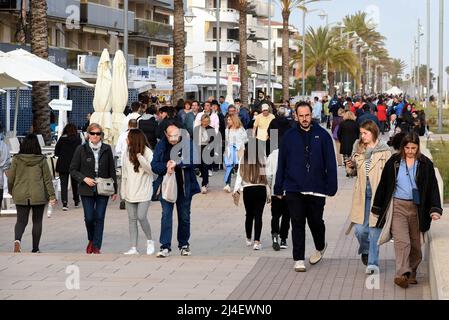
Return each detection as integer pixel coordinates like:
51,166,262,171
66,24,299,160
345,120,392,274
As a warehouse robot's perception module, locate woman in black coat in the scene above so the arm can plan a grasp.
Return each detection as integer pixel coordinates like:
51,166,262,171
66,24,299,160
371,133,442,288
70,123,117,254
337,111,359,162
55,123,82,210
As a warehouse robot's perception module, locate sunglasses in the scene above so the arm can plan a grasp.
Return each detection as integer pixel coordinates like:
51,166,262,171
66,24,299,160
89,132,102,136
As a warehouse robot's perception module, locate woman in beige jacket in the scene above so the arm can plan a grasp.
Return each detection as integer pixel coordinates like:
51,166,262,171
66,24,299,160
345,120,392,274
121,129,154,255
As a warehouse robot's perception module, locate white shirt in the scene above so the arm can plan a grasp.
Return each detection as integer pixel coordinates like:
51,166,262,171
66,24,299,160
121,112,141,134
225,127,248,151
115,130,129,166
194,111,220,134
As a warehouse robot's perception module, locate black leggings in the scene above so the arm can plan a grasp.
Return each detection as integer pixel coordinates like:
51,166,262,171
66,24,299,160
0,189,3,210
243,186,267,241
15,204,46,251
59,172,79,205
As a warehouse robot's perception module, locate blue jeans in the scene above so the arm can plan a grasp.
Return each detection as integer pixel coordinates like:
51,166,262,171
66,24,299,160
354,179,382,266
159,193,192,251
81,195,109,250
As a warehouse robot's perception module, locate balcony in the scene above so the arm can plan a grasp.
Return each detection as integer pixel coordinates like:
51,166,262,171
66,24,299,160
248,25,268,41
247,42,268,61
248,1,274,18
134,18,173,43
204,39,239,53
80,2,135,32
46,0,80,20
204,8,239,24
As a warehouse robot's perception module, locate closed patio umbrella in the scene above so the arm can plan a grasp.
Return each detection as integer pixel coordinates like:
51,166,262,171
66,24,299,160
91,49,113,143
111,50,128,145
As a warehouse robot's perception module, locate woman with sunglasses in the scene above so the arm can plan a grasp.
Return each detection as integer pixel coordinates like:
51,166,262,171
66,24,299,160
70,123,117,254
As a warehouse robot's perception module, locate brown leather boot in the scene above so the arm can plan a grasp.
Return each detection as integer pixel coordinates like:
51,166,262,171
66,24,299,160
408,272,418,285
394,275,409,289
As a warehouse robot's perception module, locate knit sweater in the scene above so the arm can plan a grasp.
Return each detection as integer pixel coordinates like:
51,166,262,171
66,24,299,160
120,146,154,203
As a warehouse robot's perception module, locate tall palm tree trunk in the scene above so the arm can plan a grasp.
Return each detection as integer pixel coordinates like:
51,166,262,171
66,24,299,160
238,1,248,108
30,0,50,144
281,10,290,102
328,71,335,96
315,65,324,91
173,0,185,103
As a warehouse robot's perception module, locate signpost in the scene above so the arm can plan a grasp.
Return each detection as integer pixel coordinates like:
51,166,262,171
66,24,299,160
49,99,73,139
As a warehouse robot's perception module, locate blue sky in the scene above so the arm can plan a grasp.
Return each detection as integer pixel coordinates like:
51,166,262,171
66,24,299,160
273,0,449,88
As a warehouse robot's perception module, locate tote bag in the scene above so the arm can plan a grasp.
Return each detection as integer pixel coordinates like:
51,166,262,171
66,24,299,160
162,173,177,203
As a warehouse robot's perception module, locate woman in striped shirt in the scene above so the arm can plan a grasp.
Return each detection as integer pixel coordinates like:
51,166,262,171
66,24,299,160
345,120,392,274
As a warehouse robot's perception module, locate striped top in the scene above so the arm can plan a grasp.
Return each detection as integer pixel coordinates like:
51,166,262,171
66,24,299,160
365,157,372,176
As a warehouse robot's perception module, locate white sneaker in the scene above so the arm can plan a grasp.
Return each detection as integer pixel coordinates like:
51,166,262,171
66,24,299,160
246,239,252,247
208,170,213,177
156,248,170,258
146,240,155,255
309,242,327,265
201,186,207,194
62,206,68,211
223,185,231,193
253,242,262,250
365,265,379,275
294,260,306,272
124,247,139,255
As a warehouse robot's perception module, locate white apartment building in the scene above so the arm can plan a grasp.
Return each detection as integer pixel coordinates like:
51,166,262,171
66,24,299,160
185,0,273,100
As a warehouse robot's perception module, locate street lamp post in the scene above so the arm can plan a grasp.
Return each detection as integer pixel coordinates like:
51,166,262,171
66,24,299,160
417,19,423,102
123,0,128,80
426,0,431,107
267,0,272,98
438,0,444,133
215,0,220,99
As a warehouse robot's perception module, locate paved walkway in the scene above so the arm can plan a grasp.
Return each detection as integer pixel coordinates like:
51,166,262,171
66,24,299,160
0,167,434,300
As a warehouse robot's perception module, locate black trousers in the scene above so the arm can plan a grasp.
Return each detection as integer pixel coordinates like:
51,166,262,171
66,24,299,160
286,193,326,261
199,145,209,187
15,204,46,251
271,196,290,241
0,189,3,210
59,172,79,205
243,186,267,241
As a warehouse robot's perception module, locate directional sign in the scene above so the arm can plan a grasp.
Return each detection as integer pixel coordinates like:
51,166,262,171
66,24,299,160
49,99,73,111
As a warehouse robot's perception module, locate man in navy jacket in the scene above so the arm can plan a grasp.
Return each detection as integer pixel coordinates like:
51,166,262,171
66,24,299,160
274,101,338,272
151,124,200,258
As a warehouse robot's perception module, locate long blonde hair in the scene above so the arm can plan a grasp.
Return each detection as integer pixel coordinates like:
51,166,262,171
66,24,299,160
228,114,243,129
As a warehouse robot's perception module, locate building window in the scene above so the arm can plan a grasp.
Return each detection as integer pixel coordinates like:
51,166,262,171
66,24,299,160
213,56,222,72
227,28,239,41
212,27,221,41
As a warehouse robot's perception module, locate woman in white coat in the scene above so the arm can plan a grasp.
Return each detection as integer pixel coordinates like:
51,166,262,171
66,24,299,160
121,129,155,255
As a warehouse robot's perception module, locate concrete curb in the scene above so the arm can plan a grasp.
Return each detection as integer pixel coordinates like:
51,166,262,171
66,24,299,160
421,141,449,300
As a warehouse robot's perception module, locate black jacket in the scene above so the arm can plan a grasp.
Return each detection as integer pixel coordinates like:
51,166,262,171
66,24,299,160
55,135,82,173
267,116,295,147
138,116,158,150
70,143,117,196
337,120,359,155
371,153,443,232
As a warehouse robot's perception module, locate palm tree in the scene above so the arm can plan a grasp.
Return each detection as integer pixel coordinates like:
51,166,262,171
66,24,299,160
30,0,51,143
173,0,185,104
238,1,249,108
342,11,388,93
278,0,319,102
388,58,406,87
293,26,359,92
